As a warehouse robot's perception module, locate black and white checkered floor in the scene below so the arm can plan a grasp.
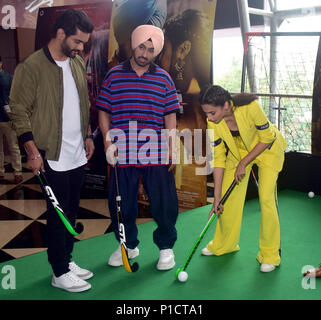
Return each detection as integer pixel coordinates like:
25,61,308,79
0,167,110,263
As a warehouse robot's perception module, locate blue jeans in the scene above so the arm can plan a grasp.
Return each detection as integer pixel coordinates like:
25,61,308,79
108,165,178,250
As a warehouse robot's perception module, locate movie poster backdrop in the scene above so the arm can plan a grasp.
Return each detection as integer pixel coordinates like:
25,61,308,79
107,0,217,212
33,0,216,210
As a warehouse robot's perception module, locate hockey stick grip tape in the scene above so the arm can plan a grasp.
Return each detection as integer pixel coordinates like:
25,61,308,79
217,179,237,209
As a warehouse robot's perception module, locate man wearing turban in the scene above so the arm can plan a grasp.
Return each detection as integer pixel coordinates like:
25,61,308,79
97,24,180,271
109,0,167,68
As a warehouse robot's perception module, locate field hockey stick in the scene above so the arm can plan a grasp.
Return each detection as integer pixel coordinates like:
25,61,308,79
176,179,237,278
114,164,139,273
251,168,259,188
37,171,84,236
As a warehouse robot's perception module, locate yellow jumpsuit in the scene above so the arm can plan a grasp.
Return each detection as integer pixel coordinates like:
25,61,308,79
206,100,287,265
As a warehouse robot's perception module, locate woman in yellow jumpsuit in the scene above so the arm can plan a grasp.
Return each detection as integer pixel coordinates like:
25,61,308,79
199,85,287,272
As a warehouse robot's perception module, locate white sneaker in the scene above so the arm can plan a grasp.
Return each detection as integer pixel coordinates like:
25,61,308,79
201,247,214,256
108,245,139,267
51,271,91,293
157,249,175,270
69,261,93,280
260,263,276,273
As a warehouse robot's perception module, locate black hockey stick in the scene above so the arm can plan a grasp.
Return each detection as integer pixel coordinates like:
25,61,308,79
176,179,237,278
114,164,139,273
37,171,84,236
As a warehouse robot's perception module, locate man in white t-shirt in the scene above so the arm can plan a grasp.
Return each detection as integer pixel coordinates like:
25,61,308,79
10,9,95,293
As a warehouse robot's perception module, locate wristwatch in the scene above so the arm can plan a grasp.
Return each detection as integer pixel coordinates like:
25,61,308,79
85,134,94,140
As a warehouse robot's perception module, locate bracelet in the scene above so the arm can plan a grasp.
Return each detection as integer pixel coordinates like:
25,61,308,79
29,154,41,161
85,134,94,140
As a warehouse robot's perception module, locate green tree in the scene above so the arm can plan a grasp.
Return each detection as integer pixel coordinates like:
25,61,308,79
214,57,243,93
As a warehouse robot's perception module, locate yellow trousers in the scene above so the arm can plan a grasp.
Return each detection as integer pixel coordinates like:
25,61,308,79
207,138,281,266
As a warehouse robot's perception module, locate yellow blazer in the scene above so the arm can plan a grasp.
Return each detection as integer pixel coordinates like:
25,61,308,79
208,100,287,172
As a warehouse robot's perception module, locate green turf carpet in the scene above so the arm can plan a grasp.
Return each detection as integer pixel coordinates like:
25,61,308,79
0,189,320,300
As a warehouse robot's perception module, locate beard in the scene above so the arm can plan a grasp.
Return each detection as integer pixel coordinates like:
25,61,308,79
133,55,151,67
61,40,79,59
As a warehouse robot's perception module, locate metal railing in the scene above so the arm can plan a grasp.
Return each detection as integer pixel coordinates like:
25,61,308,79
231,92,313,153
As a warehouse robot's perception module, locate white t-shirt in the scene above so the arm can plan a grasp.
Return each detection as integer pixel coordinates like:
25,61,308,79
47,58,87,171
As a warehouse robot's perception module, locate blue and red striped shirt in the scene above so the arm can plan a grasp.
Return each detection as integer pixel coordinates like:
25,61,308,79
96,59,179,166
